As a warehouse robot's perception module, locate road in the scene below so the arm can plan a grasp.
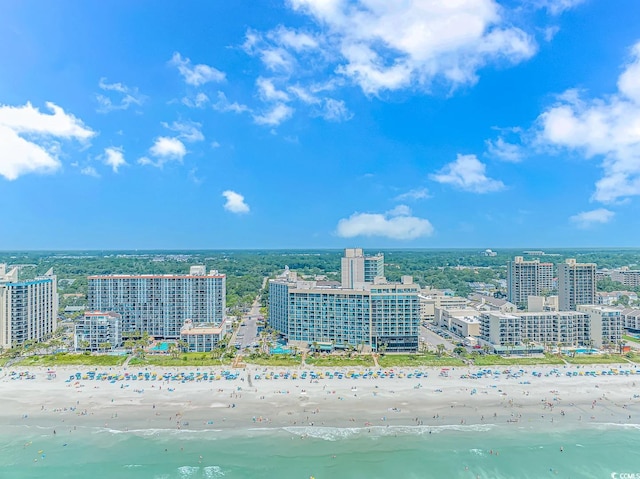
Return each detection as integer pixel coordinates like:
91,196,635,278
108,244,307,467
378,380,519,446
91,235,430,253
420,324,456,352
231,277,267,351
237,298,261,349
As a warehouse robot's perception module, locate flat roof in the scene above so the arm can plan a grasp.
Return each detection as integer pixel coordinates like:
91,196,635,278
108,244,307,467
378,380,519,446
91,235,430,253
181,327,223,335
88,274,225,279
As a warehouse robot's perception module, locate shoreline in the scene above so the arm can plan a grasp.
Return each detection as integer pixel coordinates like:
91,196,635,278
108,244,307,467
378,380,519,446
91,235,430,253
2,364,640,437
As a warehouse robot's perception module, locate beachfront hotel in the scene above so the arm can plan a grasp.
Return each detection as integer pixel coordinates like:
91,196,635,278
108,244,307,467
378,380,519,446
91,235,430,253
87,265,225,339
478,308,622,350
269,249,420,352
507,256,554,309
576,305,623,348
0,264,58,349
558,259,597,311
74,311,122,351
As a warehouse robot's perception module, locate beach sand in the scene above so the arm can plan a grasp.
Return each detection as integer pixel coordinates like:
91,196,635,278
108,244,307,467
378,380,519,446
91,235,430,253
2,364,640,435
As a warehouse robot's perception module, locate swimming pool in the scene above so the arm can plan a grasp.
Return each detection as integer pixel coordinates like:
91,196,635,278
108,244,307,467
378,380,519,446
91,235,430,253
150,342,171,352
270,346,292,355
573,348,599,354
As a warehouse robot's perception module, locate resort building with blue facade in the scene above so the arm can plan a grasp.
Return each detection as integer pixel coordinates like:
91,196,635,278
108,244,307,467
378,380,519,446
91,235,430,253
269,250,420,352
0,264,58,349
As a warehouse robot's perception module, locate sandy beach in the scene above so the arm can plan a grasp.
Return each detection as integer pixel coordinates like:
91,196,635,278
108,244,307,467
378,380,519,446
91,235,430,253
2,364,640,436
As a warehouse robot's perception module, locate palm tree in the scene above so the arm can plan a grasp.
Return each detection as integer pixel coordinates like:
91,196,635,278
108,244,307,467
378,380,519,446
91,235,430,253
124,339,136,352
619,340,627,354
436,344,445,357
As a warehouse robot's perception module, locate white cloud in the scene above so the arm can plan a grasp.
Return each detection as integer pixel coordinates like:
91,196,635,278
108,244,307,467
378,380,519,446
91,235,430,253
222,190,250,214
321,98,352,122
336,204,433,240
570,208,614,228
533,0,586,15
260,47,295,72
138,137,187,168
256,77,290,102
80,166,100,178
188,167,204,185
170,52,225,86
542,26,560,42
0,125,60,180
182,92,210,108
150,137,186,158
486,137,523,162
253,103,294,126
0,102,94,180
430,154,505,193
0,101,94,140
271,26,318,51
288,0,536,95
536,41,640,203
162,120,204,142
288,85,321,104
212,91,250,113
394,188,431,201
96,78,144,113
103,147,127,173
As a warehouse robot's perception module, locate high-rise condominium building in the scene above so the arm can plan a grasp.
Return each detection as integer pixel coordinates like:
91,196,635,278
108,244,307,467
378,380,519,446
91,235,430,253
270,249,418,352
87,265,225,339
0,264,58,349
610,268,640,287
507,256,554,309
558,259,596,311
341,248,384,288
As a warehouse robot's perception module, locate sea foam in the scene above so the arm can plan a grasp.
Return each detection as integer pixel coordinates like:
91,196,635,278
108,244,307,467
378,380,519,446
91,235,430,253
282,423,496,441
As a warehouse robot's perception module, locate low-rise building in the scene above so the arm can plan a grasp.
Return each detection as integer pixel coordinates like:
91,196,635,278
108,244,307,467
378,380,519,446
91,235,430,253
418,289,468,321
75,311,122,351
436,307,481,337
180,319,224,352
596,291,638,306
468,294,517,313
621,308,640,332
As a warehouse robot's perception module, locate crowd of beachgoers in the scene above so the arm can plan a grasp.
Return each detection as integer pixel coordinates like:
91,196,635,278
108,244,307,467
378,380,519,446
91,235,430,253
2,363,639,436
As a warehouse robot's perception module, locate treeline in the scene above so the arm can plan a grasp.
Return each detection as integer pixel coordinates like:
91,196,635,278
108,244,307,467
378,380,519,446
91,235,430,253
2,249,640,308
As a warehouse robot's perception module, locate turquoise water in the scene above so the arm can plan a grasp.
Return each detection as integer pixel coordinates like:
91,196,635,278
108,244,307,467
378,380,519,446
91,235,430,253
150,342,171,352
2,424,639,478
574,349,599,354
270,346,292,355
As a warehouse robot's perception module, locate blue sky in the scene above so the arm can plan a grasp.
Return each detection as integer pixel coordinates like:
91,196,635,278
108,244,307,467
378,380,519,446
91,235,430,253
1,0,640,249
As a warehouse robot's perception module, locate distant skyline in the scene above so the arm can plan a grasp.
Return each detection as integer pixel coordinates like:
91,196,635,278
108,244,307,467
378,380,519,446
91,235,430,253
1,1,640,249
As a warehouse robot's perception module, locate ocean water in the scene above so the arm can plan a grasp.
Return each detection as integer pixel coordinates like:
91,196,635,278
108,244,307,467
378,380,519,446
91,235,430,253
1,423,639,479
